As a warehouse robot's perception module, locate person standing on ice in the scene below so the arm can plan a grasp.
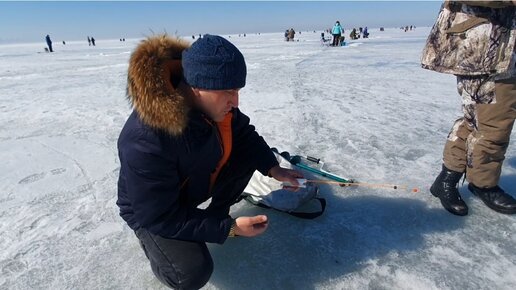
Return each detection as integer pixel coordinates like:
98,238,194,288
45,34,53,52
363,27,369,38
116,34,302,289
331,21,343,46
288,28,296,41
422,0,516,216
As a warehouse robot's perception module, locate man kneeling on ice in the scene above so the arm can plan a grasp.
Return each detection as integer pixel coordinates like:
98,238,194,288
116,34,302,289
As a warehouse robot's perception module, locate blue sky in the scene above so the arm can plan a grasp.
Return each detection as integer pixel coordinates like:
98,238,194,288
0,1,442,43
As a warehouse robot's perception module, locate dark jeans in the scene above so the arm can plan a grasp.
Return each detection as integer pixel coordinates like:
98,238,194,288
332,34,341,46
135,156,256,289
135,228,213,290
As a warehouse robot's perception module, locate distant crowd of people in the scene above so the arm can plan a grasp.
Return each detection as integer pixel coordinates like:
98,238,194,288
284,28,296,41
402,25,416,32
43,24,376,53
319,21,371,46
43,34,127,52
87,36,96,46
348,26,369,40
43,22,409,53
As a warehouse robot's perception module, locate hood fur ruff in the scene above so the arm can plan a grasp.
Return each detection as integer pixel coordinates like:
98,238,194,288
126,35,191,135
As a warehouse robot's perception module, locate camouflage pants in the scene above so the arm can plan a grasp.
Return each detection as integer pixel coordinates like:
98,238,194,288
443,76,516,188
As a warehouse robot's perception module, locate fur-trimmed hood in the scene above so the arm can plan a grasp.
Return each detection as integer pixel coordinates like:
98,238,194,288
126,35,191,135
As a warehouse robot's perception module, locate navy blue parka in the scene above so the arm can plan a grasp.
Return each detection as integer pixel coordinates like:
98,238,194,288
116,36,278,244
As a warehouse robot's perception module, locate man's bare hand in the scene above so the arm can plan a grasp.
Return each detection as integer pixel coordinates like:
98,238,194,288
234,215,268,237
268,165,304,190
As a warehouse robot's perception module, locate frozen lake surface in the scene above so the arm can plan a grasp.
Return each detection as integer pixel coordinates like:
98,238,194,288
1,28,515,289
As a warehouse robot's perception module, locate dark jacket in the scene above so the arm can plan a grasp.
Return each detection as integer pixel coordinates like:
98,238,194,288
116,35,279,244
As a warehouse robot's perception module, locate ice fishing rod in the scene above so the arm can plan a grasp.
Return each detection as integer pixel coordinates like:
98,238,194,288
283,178,420,193
274,150,420,192
306,179,420,192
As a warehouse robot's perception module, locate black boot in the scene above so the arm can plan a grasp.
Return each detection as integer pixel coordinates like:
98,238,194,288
430,164,468,216
468,184,516,214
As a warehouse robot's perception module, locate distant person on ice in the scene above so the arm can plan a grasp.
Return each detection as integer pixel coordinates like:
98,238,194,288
422,0,516,216
91,37,96,46
349,28,358,40
331,21,343,46
363,27,369,38
45,34,53,52
117,34,302,289
87,36,91,46
288,28,296,41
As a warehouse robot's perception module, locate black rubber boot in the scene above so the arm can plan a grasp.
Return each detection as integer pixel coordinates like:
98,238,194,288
468,184,516,214
430,164,468,216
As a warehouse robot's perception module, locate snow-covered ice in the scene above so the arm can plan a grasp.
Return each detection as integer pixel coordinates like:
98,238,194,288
1,28,515,289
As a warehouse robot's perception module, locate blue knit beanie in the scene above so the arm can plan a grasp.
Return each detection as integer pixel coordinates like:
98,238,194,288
182,35,246,90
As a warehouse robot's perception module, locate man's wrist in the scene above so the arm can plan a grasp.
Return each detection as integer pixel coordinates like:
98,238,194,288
267,165,278,177
228,219,237,237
